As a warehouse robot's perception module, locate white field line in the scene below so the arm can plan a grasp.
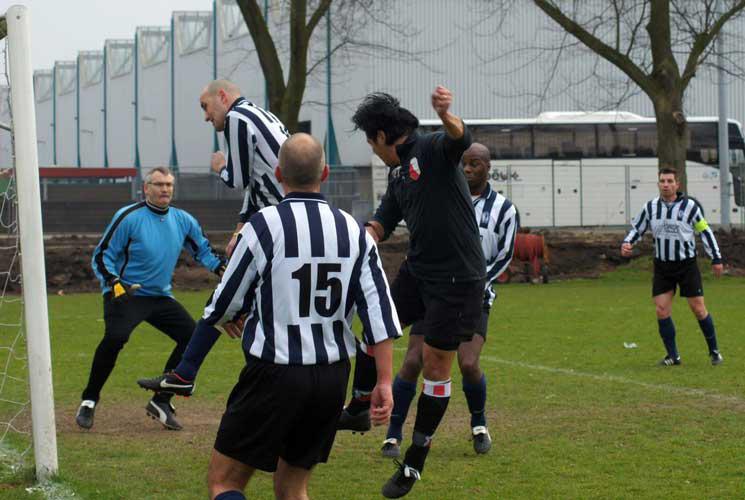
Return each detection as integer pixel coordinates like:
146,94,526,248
391,346,745,407
481,354,745,407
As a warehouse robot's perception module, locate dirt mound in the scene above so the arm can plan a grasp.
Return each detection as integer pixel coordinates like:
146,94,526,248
0,228,742,294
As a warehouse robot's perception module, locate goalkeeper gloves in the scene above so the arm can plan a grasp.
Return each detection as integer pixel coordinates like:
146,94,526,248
109,278,141,303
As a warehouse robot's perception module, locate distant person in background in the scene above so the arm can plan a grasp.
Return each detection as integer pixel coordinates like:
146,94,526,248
76,167,224,431
622,168,723,366
200,79,287,257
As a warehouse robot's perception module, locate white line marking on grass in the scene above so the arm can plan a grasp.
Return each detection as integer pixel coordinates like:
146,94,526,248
480,355,745,407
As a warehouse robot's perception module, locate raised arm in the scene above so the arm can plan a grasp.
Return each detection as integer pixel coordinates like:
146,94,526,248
431,85,472,165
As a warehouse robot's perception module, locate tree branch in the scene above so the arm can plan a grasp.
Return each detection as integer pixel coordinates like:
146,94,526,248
236,0,286,100
532,0,655,96
681,0,745,87
306,0,332,44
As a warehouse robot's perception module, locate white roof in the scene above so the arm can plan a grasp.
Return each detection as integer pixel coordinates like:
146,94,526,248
419,112,741,127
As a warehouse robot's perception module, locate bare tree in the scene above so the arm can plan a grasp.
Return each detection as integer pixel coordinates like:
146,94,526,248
478,0,745,190
236,0,418,133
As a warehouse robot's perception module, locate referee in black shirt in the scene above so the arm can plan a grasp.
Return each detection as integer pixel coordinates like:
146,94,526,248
204,133,400,500
342,87,485,498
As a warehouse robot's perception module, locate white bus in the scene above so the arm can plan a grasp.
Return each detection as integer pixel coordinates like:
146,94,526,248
415,112,745,227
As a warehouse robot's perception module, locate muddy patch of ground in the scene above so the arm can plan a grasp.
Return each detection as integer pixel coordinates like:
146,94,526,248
1,228,743,294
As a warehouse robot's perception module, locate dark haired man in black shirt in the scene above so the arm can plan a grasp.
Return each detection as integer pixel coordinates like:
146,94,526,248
340,86,485,498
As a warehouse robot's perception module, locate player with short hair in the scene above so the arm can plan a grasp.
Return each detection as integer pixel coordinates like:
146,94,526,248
342,87,486,498
380,142,518,459
146,133,400,500
622,168,724,366
200,79,287,257
76,167,224,431
132,81,289,396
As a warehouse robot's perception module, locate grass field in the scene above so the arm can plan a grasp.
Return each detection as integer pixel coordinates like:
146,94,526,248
1,259,744,499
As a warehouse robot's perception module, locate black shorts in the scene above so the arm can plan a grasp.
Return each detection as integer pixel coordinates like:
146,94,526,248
391,260,485,351
214,356,351,472
410,306,491,340
652,258,703,297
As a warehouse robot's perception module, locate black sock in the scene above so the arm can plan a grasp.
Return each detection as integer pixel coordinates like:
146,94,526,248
347,341,376,415
698,314,719,353
462,374,487,428
658,317,678,359
214,491,245,500
403,379,451,473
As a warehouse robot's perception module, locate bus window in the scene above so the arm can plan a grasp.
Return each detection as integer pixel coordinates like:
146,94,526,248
597,124,636,157
472,124,531,159
534,124,595,159
687,122,717,164
634,123,657,157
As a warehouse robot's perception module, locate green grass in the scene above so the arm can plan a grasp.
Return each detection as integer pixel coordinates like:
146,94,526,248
2,260,745,498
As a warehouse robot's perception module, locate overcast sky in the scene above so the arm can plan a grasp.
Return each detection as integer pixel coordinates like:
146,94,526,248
2,0,214,70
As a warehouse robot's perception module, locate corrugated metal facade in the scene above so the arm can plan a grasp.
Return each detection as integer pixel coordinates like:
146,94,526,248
25,1,745,168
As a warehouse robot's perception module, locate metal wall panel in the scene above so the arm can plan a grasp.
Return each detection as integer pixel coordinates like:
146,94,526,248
54,61,77,166
78,51,105,166
173,11,213,174
136,27,171,168
105,40,135,167
33,70,54,166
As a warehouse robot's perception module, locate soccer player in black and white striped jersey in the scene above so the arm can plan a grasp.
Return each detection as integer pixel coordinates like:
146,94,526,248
166,134,399,500
622,168,724,366
200,79,288,256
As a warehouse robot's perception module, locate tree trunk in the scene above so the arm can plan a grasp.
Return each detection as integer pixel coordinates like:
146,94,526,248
651,89,688,191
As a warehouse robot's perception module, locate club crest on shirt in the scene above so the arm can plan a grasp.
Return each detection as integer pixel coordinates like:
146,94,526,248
408,157,421,181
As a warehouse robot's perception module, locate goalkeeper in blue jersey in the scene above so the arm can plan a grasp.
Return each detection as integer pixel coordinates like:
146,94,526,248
75,167,225,431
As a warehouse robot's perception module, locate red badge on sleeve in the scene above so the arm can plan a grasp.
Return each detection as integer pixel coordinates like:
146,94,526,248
408,157,421,181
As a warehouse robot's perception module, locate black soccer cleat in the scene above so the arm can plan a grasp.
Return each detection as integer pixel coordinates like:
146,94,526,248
146,400,182,431
336,407,371,433
382,460,421,498
710,350,724,366
381,438,401,458
137,371,194,397
75,400,96,430
658,355,681,366
472,426,492,454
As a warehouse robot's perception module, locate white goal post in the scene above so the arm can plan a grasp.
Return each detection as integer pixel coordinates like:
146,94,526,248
6,4,58,480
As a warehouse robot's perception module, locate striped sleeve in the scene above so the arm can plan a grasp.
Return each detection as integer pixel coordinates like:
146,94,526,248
219,112,255,191
354,232,402,345
624,202,650,244
202,221,261,325
691,205,722,263
485,201,518,287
